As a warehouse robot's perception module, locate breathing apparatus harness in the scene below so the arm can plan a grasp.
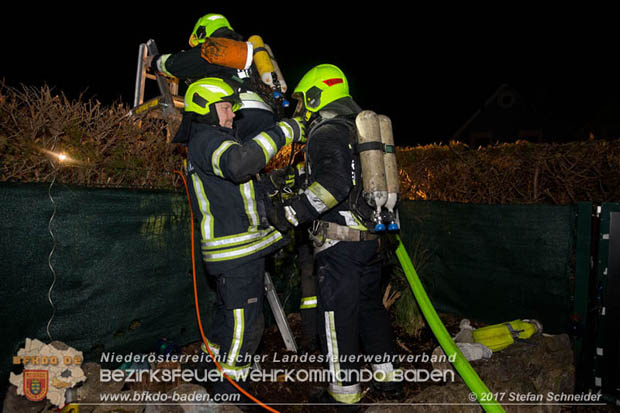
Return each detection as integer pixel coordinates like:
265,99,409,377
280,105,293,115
304,112,386,234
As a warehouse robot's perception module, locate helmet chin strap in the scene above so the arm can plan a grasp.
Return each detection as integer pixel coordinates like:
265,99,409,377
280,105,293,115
295,105,317,124
304,110,315,123
307,112,324,132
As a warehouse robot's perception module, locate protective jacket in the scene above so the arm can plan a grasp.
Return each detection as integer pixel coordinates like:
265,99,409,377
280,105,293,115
156,46,238,80
185,121,290,273
152,27,245,81
284,98,371,236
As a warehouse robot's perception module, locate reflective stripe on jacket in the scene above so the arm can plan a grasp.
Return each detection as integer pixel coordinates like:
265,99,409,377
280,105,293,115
186,122,288,273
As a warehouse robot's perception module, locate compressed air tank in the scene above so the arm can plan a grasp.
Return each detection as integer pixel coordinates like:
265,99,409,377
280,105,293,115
248,35,274,87
264,44,287,93
264,43,289,107
355,110,388,232
378,115,399,231
472,319,543,352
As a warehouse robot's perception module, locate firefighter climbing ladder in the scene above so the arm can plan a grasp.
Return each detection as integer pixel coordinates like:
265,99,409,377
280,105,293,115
137,39,298,355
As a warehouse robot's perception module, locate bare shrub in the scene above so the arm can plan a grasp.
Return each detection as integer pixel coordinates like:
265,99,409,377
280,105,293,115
3,82,620,203
0,82,183,190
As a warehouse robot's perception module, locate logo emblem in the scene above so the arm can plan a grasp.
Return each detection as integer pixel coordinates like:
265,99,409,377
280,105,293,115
323,78,343,87
23,370,48,402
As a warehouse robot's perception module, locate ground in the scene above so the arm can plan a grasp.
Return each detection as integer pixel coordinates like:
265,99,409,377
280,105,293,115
179,312,620,413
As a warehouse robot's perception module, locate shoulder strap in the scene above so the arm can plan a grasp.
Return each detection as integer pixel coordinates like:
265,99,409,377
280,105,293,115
308,113,356,137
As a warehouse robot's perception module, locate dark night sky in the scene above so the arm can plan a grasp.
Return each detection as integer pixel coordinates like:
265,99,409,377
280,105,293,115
2,5,619,146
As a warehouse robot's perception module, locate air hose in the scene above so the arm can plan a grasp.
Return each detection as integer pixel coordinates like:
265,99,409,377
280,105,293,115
175,170,279,413
395,235,505,413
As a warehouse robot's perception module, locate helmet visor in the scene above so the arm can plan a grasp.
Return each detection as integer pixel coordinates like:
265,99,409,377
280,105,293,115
292,92,305,117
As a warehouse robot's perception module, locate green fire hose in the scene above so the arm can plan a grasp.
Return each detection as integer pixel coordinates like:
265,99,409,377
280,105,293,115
395,235,505,413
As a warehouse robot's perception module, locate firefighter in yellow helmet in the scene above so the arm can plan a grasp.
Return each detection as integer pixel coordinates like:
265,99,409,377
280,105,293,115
187,13,235,47
149,13,278,141
263,64,404,409
172,77,305,408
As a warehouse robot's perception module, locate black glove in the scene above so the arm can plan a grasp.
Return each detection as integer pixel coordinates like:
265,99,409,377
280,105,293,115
264,197,293,233
147,55,160,73
268,166,298,197
278,117,307,144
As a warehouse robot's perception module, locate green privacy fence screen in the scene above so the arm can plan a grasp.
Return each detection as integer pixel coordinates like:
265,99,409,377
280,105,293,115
0,183,213,399
0,183,580,400
397,201,577,334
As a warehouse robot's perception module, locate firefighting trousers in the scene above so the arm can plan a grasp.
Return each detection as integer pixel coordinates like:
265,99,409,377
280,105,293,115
298,241,318,341
315,239,398,403
204,257,265,385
